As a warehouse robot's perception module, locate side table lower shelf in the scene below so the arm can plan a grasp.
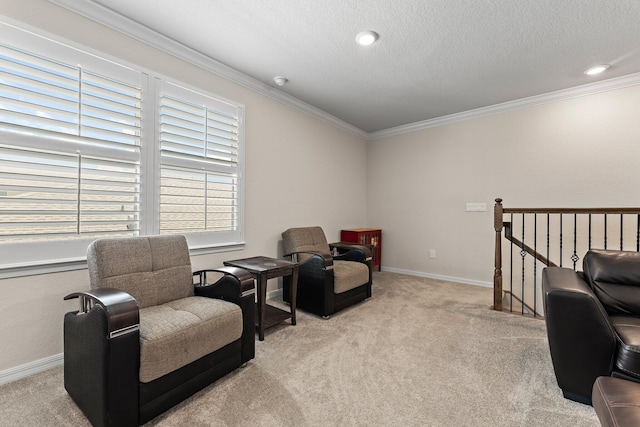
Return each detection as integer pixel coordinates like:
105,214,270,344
260,304,294,330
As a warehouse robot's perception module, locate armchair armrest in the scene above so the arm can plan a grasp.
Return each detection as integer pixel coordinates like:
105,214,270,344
64,288,140,426
285,251,333,268
330,242,373,259
193,266,256,307
64,288,139,339
193,266,255,298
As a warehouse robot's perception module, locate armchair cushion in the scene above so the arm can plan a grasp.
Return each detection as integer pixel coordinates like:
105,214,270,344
282,226,330,262
139,296,242,383
334,260,369,294
87,235,194,308
584,249,640,316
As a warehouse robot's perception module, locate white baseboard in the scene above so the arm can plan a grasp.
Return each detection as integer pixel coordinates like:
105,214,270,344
0,353,64,386
0,272,486,386
380,266,493,288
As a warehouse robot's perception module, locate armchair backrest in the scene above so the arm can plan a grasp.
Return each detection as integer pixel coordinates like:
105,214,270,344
87,234,194,308
583,249,640,315
282,226,330,262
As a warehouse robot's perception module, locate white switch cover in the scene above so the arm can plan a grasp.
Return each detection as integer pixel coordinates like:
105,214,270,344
465,203,487,212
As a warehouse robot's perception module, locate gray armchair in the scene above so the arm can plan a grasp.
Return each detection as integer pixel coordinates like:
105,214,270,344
63,235,255,426
281,226,372,317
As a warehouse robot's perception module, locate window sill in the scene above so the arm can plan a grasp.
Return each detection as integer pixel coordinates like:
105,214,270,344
0,242,246,279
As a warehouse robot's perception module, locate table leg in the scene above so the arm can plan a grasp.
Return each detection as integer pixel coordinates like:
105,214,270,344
257,273,267,341
290,266,298,326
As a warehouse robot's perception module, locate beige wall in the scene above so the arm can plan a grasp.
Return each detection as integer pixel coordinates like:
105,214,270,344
367,85,640,284
0,1,368,372
2,0,639,376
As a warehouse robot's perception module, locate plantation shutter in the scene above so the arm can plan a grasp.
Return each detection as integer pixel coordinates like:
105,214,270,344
0,42,142,242
158,81,242,241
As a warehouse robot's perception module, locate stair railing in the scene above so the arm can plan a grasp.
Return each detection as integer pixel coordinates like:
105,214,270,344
493,198,640,318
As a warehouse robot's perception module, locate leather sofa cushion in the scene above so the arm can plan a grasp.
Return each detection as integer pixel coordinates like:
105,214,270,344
612,316,640,378
593,376,640,427
584,250,640,315
333,260,369,294
139,296,242,383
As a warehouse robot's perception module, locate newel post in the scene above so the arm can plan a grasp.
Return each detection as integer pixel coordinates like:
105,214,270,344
493,198,504,311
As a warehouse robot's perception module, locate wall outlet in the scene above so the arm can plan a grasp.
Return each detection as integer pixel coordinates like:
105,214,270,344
429,249,436,259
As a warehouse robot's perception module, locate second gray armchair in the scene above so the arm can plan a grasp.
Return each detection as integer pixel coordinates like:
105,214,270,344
281,226,372,318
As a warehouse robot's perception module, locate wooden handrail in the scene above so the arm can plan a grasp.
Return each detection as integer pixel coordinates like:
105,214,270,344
494,198,640,316
503,222,558,268
503,207,640,214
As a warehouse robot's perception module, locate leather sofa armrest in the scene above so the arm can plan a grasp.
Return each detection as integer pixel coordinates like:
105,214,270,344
542,267,617,402
64,288,139,338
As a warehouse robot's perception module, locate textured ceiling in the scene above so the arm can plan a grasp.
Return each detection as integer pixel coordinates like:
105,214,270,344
90,0,640,133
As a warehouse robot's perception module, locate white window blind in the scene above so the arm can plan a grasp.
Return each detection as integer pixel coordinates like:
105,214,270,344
158,81,243,246
0,36,144,269
0,22,244,276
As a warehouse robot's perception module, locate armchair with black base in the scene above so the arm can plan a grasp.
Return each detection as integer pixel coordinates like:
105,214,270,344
63,234,255,426
281,226,372,318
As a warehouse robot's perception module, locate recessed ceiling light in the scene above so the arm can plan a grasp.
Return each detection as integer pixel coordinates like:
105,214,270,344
584,64,610,76
355,30,378,46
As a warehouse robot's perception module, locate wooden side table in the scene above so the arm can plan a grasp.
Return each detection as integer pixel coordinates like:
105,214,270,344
223,256,298,341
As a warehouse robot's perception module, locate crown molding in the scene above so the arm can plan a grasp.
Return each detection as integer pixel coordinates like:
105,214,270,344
47,1,640,142
48,0,368,139
367,72,640,140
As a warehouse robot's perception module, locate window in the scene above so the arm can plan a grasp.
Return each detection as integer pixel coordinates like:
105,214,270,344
0,22,244,276
158,81,243,249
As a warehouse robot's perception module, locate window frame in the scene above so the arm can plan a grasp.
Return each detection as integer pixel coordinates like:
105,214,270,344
0,19,245,278
156,79,245,250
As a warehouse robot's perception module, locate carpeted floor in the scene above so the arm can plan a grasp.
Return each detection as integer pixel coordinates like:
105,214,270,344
0,272,598,426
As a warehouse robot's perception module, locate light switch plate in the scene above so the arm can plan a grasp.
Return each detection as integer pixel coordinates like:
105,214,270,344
465,203,487,212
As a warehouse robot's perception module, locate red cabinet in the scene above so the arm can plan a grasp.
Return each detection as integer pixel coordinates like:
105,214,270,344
340,228,382,271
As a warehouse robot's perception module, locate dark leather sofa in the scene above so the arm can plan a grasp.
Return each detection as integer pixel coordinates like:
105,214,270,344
542,249,640,405
592,376,640,426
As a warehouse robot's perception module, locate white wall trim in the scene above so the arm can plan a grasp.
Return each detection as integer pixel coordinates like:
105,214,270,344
48,0,368,140
0,353,64,386
367,72,640,140
381,266,492,288
47,1,640,142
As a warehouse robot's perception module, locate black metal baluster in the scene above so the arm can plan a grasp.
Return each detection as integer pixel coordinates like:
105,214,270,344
620,214,624,250
637,214,640,252
604,214,608,250
533,213,537,317
589,214,591,250
547,214,550,266
559,214,563,267
521,213,526,315
509,213,514,312
572,214,578,270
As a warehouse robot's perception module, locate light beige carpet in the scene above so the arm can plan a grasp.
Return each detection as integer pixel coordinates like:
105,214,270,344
0,272,598,426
